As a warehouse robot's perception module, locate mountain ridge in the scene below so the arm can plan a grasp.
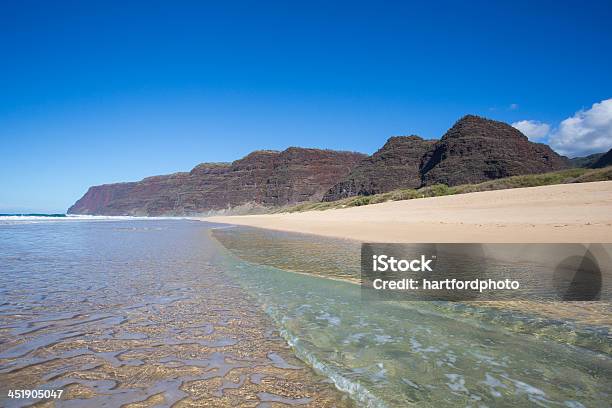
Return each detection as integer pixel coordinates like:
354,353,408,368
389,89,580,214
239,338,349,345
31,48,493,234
68,147,366,215
322,135,436,201
419,115,569,186
69,115,603,216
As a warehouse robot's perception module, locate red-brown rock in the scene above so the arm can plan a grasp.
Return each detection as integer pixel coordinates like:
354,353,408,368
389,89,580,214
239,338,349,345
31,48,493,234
420,115,570,186
68,148,365,215
323,136,436,201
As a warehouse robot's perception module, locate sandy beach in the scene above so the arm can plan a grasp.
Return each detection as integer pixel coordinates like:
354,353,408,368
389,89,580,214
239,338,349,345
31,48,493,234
207,181,612,243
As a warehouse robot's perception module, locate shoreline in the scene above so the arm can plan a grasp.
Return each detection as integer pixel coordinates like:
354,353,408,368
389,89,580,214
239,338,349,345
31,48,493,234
206,181,612,243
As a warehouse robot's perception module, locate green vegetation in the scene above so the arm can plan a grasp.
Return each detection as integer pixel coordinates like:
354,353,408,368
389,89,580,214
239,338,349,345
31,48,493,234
274,166,612,213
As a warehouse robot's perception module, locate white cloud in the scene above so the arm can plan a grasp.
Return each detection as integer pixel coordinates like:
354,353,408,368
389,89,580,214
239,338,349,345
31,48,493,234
512,120,550,141
548,98,612,157
509,103,519,110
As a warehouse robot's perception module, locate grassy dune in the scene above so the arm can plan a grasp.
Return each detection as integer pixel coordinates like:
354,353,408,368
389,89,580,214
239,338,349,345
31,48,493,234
276,166,612,213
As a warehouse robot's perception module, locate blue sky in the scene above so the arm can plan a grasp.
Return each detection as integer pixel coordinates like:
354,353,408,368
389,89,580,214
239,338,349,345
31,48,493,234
1,1,611,213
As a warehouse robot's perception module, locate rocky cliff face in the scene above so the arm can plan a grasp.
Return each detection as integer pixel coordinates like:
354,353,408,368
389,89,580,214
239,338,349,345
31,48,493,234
323,136,436,201
420,115,570,186
324,115,571,201
68,148,365,215
263,147,364,204
69,115,577,215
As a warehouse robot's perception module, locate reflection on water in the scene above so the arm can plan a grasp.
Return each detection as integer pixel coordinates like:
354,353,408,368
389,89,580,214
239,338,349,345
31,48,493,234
213,226,612,407
0,220,350,407
213,227,612,328
212,226,361,284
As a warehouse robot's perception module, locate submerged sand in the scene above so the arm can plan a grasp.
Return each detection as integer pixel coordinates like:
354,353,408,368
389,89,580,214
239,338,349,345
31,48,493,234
207,181,612,243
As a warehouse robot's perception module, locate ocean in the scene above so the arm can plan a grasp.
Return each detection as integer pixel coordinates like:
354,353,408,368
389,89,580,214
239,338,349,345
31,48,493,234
0,217,610,407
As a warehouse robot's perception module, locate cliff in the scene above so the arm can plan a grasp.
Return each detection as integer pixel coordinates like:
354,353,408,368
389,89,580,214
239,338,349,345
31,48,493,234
68,148,365,215
69,115,580,215
324,115,571,202
420,115,569,186
323,136,436,201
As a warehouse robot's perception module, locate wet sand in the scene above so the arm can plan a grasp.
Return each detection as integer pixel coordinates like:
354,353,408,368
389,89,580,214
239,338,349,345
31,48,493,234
207,181,612,243
0,220,351,407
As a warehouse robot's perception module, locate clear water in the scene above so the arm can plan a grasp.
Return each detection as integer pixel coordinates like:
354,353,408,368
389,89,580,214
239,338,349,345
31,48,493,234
0,219,349,407
213,226,612,408
1,218,610,408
